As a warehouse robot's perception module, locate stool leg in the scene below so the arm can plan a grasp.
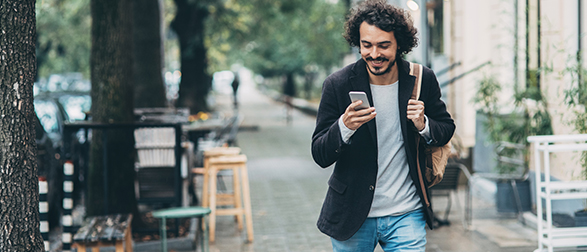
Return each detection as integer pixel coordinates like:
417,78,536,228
92,247,100,252
115,241,124,252
232,167,244,230
193,216,200,250
200,216,210,252
125,224,133,252
160,217,167,252
202,158,209,208
240,164,254,243
209,168,218,243
77,244,86,252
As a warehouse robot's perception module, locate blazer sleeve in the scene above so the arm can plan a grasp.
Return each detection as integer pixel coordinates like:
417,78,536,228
311,76,349,168
420,67,455,146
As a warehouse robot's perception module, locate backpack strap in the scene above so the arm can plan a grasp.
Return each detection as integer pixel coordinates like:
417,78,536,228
409,62,432,200
409,62,423,100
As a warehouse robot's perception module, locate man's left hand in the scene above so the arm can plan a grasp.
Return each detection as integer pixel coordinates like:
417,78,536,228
407,99,425,131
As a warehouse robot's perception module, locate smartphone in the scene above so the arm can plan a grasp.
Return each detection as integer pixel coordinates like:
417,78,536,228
349,91,371,110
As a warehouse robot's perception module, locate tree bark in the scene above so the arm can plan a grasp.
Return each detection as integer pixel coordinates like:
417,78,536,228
133,0,167,108
172,0,211,113
0,0,45,251
89,0,138,218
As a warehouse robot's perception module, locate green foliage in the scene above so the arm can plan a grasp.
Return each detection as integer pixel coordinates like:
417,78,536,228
473,76,502,142
562,60,587,179
36,0,91,79
205,0,349,77
474,75,553,174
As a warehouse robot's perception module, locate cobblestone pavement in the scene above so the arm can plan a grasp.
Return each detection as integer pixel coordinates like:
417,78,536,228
205,74,334,252
201,73,539,252
129,70,540,252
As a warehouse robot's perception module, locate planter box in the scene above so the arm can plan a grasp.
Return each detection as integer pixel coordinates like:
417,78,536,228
576,210,587,227
496,179,532,213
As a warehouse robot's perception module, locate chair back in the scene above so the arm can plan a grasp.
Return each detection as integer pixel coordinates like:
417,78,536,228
134,127,176,167
431,163,463,191
134,127,178,201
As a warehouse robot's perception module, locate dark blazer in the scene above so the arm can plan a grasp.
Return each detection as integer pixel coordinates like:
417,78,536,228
311,58,455,241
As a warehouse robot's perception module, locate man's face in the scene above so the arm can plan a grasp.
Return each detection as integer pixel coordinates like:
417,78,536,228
359,22,398,77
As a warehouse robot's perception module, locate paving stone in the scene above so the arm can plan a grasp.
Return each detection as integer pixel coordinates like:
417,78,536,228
122,73,540,252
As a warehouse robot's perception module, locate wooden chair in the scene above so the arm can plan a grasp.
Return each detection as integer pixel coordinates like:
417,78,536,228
134,127,177,202
72,214,133,252
134,126,193,207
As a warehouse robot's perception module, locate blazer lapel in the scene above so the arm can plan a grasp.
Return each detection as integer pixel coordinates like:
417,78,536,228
349,59,378,146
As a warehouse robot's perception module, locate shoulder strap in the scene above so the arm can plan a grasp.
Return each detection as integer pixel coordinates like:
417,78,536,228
409,62,423,100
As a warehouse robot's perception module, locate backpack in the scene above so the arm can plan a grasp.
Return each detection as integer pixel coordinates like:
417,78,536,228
409,62,452,188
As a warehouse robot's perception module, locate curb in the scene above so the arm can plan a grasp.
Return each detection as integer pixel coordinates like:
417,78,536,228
263,89,319,117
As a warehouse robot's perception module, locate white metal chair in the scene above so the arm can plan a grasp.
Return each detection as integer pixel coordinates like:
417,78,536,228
430,162,472,229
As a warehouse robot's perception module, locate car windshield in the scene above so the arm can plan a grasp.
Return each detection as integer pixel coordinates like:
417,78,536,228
59,94,91,121
34,100,60,134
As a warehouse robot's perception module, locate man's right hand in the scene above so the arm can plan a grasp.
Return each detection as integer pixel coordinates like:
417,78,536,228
342,100,376,130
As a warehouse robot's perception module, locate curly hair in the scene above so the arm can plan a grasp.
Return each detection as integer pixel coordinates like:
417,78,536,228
344,0,419,57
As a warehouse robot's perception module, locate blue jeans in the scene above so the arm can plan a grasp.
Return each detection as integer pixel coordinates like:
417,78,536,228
331,208,426,252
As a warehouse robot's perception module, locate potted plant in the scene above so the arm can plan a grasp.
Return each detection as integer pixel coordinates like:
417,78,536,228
474,75,553,213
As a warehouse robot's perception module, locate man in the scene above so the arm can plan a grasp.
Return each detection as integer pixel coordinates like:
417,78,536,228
311,0,455,251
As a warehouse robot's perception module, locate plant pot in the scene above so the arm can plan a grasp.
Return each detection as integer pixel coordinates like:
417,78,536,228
575,210,587,227
496,179,532,213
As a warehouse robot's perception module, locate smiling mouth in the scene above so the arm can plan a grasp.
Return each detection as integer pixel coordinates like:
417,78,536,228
368,57,388,66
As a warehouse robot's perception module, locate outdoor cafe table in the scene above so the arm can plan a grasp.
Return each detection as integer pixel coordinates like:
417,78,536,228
182,117,226,150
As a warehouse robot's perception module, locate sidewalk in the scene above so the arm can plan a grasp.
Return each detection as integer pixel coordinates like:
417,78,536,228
81,71,540,251
191,71,540,252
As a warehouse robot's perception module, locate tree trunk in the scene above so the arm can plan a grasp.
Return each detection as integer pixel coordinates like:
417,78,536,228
0,0,45,251
172,0,211,113
133,0,167,108
89,0,138,218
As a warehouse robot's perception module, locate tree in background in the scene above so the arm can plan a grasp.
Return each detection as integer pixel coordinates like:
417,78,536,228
133,0,168,108
169,0,349,113
36,0,168,108
171,0,213,113
0,0,45,250
36,0,91,80
206,0,349,100
88,0,138,218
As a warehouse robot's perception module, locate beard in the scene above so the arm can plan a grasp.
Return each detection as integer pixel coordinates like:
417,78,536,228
366,55,397,76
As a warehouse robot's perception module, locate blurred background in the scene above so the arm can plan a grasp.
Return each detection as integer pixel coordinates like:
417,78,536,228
31,0,587,250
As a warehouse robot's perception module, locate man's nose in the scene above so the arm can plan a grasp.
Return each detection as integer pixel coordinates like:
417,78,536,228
369,47,379,59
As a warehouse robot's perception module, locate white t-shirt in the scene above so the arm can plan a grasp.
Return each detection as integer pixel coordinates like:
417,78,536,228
367,82,420,217
338,81,430,217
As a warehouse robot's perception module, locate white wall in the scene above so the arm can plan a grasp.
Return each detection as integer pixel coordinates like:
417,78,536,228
445,1,518,149
445,0,585,180
540,0,584,181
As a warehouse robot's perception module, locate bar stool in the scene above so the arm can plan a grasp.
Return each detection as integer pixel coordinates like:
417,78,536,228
192,147,241,208
191,147,244,233
207,154,254,243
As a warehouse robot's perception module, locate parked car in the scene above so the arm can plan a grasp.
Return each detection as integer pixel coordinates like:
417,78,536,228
34,115,61,228
34,91,91,228
34,91,91,149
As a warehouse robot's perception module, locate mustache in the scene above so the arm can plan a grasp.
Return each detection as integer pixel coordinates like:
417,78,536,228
366,57,389,62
